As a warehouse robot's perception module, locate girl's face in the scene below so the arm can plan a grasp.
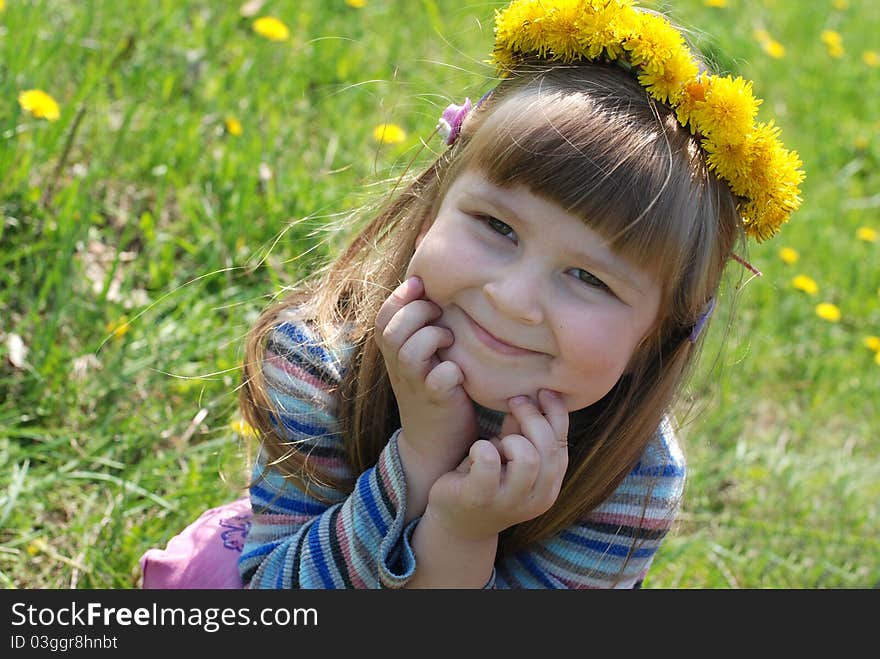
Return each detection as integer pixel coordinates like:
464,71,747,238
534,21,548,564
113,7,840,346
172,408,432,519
405,168,662,413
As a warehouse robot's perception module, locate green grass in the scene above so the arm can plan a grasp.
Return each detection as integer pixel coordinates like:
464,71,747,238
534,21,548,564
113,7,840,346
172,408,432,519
1,0,877,589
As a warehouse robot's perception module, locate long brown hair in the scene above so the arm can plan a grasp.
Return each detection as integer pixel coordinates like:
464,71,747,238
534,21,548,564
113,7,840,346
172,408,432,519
240,61,743,556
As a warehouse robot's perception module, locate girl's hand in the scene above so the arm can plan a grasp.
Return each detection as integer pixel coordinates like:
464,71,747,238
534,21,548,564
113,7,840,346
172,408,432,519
375,276,479,471
424,389,569,542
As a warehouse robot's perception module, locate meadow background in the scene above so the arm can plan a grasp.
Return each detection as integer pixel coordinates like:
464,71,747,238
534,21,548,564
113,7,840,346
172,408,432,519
1,0,877,589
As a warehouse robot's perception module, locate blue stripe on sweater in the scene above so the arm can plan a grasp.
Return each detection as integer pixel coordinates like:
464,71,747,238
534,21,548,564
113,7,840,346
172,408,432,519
240,539,281,563
559,530,656,558
629,462,684,477
275,411,329,437
357,470,388,537
275,322,336,366
251,483,327,516
518,553,558,588
307,522,335,588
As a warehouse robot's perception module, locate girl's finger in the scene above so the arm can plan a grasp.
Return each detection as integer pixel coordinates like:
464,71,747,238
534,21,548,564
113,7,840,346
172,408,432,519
497,434,540,501
424,360,464,398
379,299,442,354
461,439,501,504
397,325,454,380
536,389,570,449
508,393,568,503
375,276,424,335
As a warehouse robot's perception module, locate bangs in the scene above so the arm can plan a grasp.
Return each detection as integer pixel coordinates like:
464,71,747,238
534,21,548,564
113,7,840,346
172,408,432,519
455,66,718,288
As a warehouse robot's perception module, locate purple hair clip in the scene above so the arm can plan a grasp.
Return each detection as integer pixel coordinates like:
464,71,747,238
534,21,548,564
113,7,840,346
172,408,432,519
689,297,716,343
437,97,472,145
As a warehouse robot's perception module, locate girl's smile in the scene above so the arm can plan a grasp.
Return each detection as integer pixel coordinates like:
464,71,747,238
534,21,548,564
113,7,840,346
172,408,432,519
405,168,662,413
459,305,545,357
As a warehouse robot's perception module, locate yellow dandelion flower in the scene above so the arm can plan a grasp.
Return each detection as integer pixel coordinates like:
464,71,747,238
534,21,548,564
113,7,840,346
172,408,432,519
763,39,786,58
224,117,243,136
541,0,588,62
792,275,818,296
27,539,48,556
675,73,710,129
18,89,61,121
106,316,130,339
575,0,637,61
693,75,761,146
704,0,727,6
815,302,841,322
253,16,290,41
231,418,258,438
856,227,878,242
637,47,699,105
373,123,407,144
821,30,842,47
864,336,880,352
0,0,5,12
821,30,844,57
853,135,869,150
624,12,688,74
863,51,880,67
779,247,799,264
703,137,751,193
345,0,366,7
832,0,849,8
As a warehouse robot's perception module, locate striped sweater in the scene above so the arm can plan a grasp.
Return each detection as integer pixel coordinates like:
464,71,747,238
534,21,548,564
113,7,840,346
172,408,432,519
239,308,686,589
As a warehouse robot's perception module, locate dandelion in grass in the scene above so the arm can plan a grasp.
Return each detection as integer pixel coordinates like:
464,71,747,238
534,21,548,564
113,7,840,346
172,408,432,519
703,0,726,6
752,29,785,59
864,336,880,352
762,39,785,58
345,0,367,7
856,227,877,242
821,30,844,58
792,275,818,296
853,135,869,150
225,117,243,136
26,539,47,556
779,247,799,264
18,89,61,121
253,16,290,41
231,418,257,438
815,303,841,323
863,51,879,67
832,0,849,9
106,316,130,339
373,123,406,144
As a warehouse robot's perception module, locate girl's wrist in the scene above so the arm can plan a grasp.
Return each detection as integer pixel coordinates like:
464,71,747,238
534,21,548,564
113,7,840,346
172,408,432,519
421,504,500,546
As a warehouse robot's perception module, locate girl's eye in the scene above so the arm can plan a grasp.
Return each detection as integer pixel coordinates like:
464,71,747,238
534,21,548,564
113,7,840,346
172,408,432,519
572,268,609,291
484,216,516,239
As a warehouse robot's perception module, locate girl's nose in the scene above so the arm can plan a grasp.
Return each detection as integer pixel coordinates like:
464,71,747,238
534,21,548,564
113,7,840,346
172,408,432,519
482,268,545,325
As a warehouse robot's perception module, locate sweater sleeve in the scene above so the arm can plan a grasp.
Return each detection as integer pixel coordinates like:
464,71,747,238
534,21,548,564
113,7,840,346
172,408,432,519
237,316,418,589
490,418,686,589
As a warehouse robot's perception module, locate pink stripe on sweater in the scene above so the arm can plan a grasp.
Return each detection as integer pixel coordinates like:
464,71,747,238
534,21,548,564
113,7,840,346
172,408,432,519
584,510,674,531
265,350,333,395
334,511,368,589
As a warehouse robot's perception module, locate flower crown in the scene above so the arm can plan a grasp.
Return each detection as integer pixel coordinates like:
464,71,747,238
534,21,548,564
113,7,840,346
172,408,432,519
489,0,805,242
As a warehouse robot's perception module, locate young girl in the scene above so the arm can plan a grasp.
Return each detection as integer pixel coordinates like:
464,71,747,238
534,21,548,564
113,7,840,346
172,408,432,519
140,0,803,589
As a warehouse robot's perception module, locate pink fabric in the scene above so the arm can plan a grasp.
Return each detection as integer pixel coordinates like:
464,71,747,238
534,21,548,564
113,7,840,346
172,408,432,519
139,497,251,589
